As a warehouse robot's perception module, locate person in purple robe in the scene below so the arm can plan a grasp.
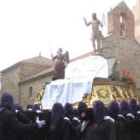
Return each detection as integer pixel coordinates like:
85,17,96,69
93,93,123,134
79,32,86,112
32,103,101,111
64,103,80,128
32,104,40,111
14,103,23,112
0,93,45,140
47,102,75,140
77,102,88,121
26,104,33,110
82,100,116,140
108,101,126,140
119,100,130,116
129,98,137,116
107,100,119,119
128,98,139,139
117,100,134,140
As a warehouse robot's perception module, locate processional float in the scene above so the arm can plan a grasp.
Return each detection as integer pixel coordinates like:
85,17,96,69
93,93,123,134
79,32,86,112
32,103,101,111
35,12,139,109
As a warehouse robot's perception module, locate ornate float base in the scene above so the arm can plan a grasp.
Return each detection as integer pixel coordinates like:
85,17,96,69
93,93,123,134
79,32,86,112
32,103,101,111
73,79,140,108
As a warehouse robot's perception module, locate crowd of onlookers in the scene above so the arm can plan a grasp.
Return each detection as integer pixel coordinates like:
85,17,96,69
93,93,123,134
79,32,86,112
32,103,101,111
0,92,140,140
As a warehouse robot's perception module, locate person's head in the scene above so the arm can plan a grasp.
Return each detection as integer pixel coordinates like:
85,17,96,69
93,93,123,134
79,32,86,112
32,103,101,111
93,100,106,124
51,103,64,130
32,104,40,111
58,48,63,54
26,104,33,110
119,100,130,116
14,103,23,112
78,102,87,112
77,102,87,120
65,103,73,111
1,92,14,111
92,13,97,20
64,103,74,120
107,101,119,119
129,98,137,116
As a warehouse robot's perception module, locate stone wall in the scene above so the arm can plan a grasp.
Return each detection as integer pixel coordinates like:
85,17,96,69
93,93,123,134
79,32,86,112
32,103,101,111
102,34,140,89
19,64,49,81
19,75,53,109
1,66,21,103
132,0,140,44
102,1,140,92
1,64,51,103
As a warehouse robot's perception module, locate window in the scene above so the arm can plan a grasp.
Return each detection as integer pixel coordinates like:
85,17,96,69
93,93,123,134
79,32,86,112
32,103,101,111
29,87,33,97
120,13,127,37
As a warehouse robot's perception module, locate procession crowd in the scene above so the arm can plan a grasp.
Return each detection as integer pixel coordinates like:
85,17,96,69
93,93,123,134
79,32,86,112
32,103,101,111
0,92,140,140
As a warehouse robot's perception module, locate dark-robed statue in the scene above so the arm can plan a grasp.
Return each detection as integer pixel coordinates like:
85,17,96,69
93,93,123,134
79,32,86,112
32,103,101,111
51,48,69,80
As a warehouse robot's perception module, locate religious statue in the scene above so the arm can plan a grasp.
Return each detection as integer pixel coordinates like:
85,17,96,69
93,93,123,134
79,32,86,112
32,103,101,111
39,85,45,100
51,48,69,80
34,93,42,105
34,85,45,107
83,13,103,53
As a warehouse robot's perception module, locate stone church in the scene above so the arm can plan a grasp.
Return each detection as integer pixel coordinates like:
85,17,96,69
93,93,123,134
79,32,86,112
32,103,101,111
1,1,140,108
102,1,140,89
1,55,55,108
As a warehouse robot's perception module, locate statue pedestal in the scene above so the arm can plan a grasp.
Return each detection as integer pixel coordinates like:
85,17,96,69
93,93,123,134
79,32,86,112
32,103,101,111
73,79,139,108
93,52,104,56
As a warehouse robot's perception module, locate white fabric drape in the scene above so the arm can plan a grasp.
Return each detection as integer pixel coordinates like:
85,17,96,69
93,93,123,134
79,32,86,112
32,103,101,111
42,56,108,109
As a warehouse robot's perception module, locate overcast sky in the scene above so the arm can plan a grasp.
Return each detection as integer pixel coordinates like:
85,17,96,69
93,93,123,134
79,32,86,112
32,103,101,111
0,0,137,71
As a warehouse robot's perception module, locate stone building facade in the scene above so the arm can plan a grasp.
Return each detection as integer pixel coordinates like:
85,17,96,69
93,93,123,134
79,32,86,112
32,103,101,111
132,0,140,43
1,55,53,104
19,67,54,108
102,1,140,89
1,66,21,102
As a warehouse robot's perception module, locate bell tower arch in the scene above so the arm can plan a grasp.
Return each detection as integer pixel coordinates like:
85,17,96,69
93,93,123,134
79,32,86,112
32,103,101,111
108,1,134,38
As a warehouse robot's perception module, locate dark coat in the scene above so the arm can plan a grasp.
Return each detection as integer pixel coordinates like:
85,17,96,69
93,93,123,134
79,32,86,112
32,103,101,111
81,119,116,140
47,119,76,140
116,115,131,140
0,109,39,140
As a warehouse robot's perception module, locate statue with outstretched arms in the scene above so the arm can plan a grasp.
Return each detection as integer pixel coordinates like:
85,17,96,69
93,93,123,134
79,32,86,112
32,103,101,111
83,13,103,53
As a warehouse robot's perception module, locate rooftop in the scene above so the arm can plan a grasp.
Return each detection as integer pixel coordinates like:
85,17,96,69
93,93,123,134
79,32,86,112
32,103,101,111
19,66,55,84
1,55,54,73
